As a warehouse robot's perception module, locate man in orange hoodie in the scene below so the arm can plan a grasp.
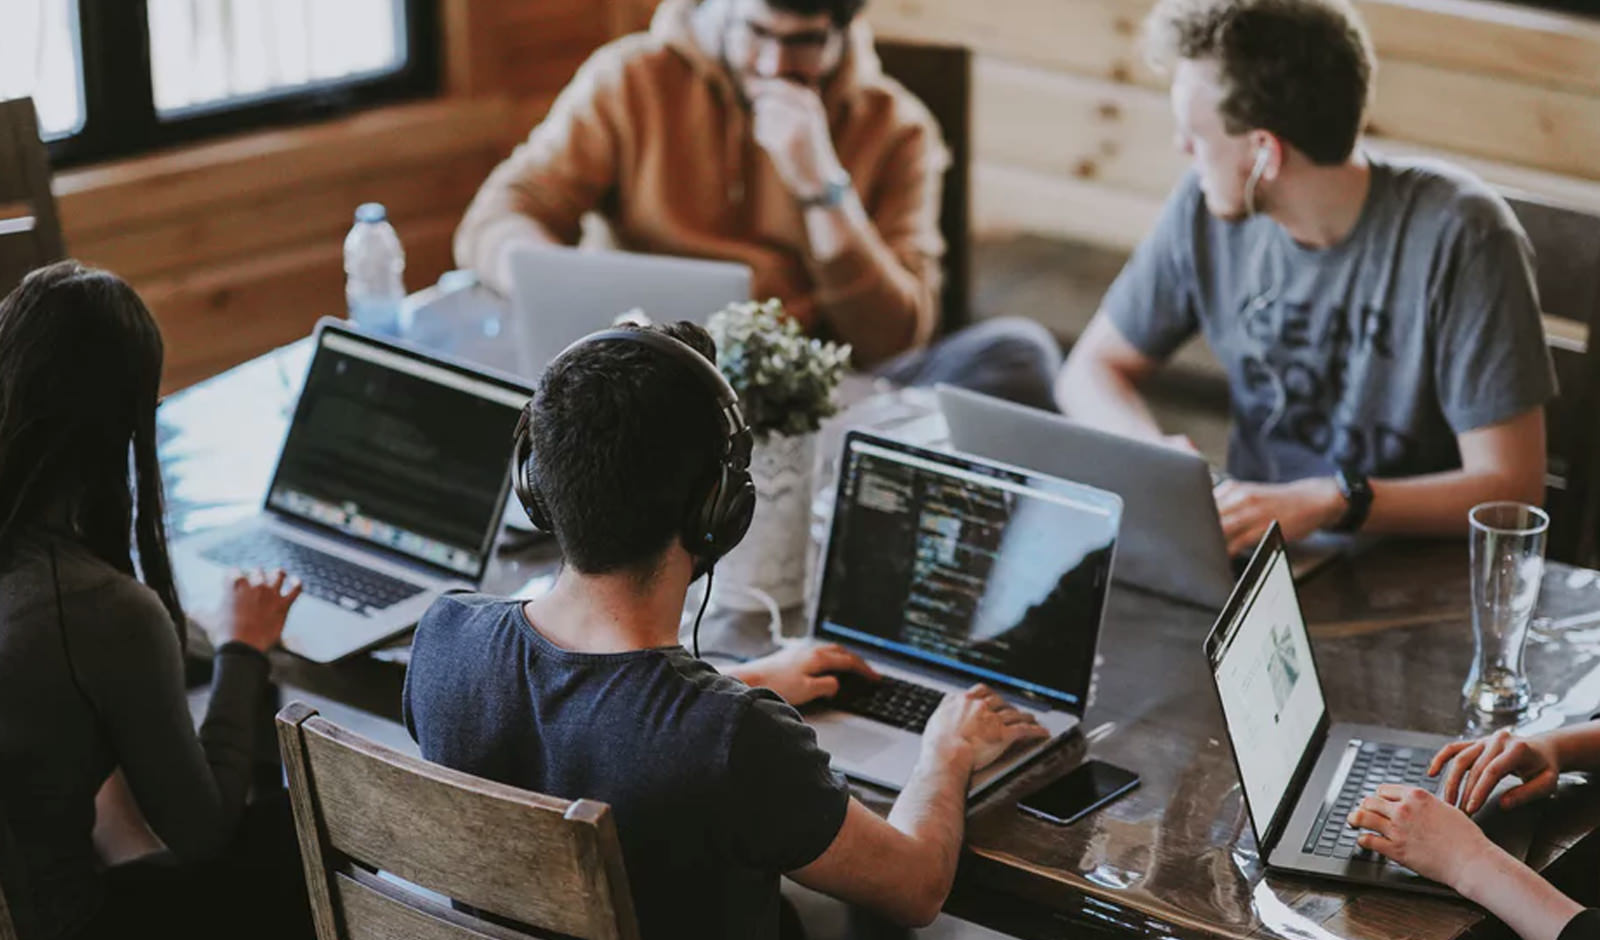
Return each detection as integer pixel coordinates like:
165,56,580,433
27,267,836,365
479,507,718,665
455,0,1061,410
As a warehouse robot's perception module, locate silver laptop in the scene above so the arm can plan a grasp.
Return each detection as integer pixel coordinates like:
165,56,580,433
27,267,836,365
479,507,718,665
1205,523,1530,893
507,244,750,379
939,385,1231,610
806,431,1122,798
938,385,1346,610
173,319,531,664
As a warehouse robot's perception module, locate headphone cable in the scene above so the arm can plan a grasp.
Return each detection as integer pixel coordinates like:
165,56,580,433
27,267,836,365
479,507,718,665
691,566,714,659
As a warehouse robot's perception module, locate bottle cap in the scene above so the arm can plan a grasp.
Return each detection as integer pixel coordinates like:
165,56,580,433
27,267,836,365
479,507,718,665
354,202,387,224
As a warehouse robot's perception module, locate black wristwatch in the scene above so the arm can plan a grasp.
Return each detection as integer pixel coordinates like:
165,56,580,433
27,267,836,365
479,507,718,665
1331,467,1373,533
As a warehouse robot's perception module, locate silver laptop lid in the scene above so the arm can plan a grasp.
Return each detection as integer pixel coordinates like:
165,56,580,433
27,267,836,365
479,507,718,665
937,384,1232,610
813,431,1122,714
265,320,531,582
1204,523,1331,851
508,245,751,378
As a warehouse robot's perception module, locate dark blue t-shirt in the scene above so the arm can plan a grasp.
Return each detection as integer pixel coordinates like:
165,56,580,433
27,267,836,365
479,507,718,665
402,593,851,939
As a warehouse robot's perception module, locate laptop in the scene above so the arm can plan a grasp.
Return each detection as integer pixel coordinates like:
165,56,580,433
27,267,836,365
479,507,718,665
940,385,1231,610
938,385,1343,610
507,244,751,379
1205,523,1531,893
172,319,532,664
805,431,1122,797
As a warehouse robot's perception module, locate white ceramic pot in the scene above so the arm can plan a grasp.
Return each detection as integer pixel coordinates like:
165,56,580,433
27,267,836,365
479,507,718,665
713,430,816,614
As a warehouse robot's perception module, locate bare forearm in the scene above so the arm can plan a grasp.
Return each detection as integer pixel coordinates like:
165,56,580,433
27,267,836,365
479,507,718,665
1055,356,1165,442
883,744,975,921
804,199,933,365
1456,845,1582,940
1364,468,1543,536
1549,722,1600,773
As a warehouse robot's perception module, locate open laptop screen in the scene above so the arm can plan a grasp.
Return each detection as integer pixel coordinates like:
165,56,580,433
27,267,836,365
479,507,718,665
814,433,1120,710
265,326,529,580
1207,539,1328,842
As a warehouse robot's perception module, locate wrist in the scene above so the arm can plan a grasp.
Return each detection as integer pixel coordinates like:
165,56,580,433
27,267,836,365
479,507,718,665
1319,476,1347,529
725,662,762,686
919,737,976,776
217,639,270,661
796,166,853,210
1546,727,1581,771
1451,837,1518,903
1328,468,1373,532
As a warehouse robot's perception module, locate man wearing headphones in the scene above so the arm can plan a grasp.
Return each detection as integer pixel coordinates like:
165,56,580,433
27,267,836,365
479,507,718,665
402,321,1047,938
1056,0,1554,556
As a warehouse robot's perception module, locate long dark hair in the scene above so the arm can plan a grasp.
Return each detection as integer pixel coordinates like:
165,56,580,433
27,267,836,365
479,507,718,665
0,261,186,644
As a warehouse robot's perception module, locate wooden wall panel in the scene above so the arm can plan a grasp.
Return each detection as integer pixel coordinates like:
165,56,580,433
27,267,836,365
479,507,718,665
867,0,1600,246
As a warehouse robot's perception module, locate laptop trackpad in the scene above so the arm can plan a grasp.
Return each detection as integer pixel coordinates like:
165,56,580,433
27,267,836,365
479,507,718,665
808,710,921,783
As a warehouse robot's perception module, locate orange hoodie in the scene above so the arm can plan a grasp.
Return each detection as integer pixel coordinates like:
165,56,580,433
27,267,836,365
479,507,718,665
453,0,949,364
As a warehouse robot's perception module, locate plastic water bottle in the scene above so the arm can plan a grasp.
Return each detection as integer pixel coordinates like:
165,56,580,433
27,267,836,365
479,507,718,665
344,203,406,336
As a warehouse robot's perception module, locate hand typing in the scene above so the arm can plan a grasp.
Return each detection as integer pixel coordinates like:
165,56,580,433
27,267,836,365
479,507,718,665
921,684,1050,774
1215,477,1344,556
1432,728,1562,814
730,641,879,707
217,568,302,653
1346,784,1502,889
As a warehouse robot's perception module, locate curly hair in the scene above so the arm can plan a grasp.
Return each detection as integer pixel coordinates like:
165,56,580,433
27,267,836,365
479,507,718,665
1144,0,1375,165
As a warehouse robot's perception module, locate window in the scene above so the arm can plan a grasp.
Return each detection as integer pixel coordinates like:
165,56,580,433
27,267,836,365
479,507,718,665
0,0,83,139
1,0,436,167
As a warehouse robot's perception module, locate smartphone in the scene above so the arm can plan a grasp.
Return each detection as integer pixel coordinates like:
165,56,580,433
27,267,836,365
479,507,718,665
1016,760,1140,825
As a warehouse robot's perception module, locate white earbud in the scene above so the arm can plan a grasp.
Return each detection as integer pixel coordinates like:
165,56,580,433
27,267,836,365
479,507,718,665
1244,144,1271,217
1252,145,1271,177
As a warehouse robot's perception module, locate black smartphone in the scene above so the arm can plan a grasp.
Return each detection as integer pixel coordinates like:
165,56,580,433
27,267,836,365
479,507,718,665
1016,760,1140,826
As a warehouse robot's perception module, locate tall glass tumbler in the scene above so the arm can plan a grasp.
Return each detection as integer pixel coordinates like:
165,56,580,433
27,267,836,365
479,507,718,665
1463,502,1549,715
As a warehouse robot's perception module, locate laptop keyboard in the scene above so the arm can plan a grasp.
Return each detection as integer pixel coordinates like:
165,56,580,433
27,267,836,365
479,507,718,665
201,531,426,616
832,673,946,733
1303,740,1436,859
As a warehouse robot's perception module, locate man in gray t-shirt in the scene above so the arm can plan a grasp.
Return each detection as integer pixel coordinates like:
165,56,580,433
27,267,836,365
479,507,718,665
1058,0,1553,555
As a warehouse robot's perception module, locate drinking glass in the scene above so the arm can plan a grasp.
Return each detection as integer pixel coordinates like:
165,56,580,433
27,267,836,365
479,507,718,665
1463,501,1549,715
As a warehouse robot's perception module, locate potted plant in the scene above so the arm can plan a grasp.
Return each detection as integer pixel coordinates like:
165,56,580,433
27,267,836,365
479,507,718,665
707,299,850,613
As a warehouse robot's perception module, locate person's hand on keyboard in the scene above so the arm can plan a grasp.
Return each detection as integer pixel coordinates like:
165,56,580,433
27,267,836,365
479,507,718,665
218,568,303,653
1432,728,1563,814
1345,784,1500,889
921,685,1050,774
727,641,880,707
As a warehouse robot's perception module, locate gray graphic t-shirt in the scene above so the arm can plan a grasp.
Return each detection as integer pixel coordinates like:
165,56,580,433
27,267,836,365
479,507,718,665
1103,155,1555,482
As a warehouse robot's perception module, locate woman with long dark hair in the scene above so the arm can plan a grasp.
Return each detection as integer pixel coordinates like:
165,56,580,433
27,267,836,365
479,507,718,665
0,261,302,939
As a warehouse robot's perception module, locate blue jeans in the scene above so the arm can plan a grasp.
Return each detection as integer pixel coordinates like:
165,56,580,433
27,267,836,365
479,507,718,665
872,316,1062,412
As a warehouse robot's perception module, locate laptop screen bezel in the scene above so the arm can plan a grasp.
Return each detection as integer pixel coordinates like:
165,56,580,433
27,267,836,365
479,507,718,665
262,319,532,583
1202,522,1332,854
812,430,1121,714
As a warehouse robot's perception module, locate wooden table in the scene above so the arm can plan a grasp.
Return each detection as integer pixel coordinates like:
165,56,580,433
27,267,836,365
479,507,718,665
163,316,1600,940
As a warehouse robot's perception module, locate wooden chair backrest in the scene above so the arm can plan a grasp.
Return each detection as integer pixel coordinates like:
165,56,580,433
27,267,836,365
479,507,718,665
1506,194,1600,564
275,702,639,940
0,97,65,298
876,40,972,337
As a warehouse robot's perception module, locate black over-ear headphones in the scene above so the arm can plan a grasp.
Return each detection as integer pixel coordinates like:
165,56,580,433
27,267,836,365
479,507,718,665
511,327,757,568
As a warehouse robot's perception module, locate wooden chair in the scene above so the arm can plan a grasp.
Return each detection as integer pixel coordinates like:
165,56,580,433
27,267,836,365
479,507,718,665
1505,194,1600,565
876,41,972,338
275,702,639,940
0,97,65,299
